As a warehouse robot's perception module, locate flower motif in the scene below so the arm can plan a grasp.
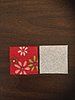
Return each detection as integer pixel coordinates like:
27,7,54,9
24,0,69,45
28,56,38,71
14,60,30,75
18,46,28,56
10,57,18,64
10,46,38,75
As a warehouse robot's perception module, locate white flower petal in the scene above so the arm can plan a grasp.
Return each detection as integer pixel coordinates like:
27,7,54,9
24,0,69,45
25,47,28,50
23,52,25,56
25,51,27,53
23,71,27,75
15,69,20,74
25,67,30,70
19,47,22,50
23,46,25,49
18,61,22,66
23,61,27,67
14,64,20,68
20,52,23,56
18,50,21,53
19,71,22,75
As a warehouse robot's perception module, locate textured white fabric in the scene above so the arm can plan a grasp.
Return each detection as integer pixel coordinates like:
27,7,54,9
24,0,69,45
40,45,68,74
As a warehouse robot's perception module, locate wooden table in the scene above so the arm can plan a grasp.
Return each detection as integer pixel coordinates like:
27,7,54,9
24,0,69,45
0,0,75,100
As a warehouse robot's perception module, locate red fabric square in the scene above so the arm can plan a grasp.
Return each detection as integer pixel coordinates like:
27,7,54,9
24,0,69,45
10,46,38,75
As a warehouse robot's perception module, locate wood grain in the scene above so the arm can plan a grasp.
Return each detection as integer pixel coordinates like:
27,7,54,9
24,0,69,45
0,0,75,100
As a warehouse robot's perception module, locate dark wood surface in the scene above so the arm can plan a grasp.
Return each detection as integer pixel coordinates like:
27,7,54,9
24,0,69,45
0,0,75,100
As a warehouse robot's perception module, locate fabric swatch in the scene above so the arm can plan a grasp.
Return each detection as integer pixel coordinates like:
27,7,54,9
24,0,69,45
10,46,38,75
10,45,68,75
40,45,68,74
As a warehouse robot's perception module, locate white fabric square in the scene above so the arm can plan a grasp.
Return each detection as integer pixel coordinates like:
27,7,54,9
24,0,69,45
40,45,68,74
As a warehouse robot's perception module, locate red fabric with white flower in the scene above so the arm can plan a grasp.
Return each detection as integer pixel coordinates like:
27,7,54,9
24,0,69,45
10,46,38,75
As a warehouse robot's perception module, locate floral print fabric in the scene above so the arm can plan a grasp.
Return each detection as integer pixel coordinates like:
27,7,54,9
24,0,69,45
10,46,38,75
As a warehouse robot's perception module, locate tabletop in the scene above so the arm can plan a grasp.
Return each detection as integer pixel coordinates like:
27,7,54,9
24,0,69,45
0,0,75,100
